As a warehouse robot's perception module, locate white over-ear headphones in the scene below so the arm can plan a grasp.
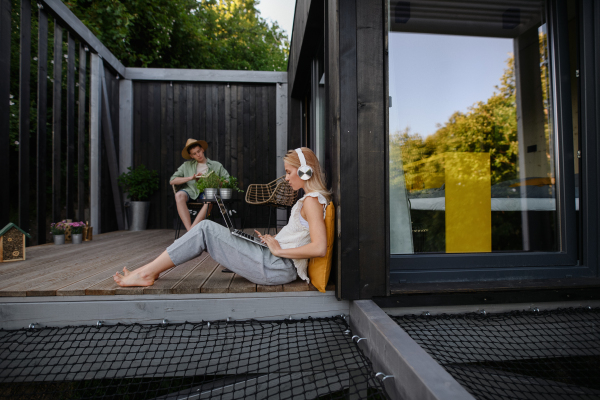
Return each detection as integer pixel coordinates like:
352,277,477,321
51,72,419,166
295,148,313,180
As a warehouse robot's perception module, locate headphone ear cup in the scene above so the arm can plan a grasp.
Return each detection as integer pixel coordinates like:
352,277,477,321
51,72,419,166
298,165,313,180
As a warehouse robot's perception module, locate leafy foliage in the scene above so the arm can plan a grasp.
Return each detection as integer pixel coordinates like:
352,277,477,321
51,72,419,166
392,56,520,188
220,176,243,192
196,170,222,193
62,0,289,70
118,165,160,201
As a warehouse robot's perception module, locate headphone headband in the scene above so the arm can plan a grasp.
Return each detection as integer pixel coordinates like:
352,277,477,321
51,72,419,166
295,148,313,181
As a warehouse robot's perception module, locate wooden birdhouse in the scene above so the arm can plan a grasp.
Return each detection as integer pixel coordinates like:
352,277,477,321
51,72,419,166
0,223,31,262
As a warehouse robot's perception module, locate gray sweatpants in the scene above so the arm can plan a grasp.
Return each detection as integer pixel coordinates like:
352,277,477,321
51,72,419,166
166,220,297,285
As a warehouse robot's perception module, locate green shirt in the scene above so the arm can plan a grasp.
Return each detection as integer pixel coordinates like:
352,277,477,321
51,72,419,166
169,158,230,200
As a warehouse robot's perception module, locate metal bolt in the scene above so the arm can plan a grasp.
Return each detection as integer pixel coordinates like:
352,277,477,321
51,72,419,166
207,322,211,328
479,310,487,316
29,323,37,329
343,329,351,336
96,321,104,327
376,372,394,382
532,307,540,313
352,335,367,343
422,311,431,316
288,316,293,321
162,319,168,325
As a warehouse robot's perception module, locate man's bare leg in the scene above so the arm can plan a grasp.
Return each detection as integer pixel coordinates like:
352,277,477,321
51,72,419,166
190,204,210,229
114,250,175,287
175,192,192,231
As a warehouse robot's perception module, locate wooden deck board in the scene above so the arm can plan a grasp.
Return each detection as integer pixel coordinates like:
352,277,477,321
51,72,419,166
257,284,283,292
143,252,210,295
284,278,310,292
56,236,172,296
0,230,328,297
171,253,220,294
229,274,256,293
3,234,172,297
201,265,235,293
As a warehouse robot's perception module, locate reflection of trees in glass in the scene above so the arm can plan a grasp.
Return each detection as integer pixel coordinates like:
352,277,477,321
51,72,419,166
391,55,518,188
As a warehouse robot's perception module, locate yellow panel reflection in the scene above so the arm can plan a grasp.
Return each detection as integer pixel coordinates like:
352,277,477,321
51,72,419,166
445,153,491,253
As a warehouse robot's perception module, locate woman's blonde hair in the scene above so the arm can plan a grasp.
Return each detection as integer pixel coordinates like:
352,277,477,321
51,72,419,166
283,147,331,203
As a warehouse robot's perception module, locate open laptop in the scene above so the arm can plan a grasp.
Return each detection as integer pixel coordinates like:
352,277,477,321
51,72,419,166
215,195,268,248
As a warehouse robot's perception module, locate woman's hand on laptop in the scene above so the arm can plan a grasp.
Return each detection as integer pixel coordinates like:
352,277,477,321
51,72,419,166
255,230,282,256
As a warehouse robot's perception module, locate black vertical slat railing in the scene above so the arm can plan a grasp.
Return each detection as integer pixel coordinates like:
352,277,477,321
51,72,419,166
18,0,31,240
51,21,62,223
37,5,49,244
0,0,10,228
66,32,75,219
77,43,86,222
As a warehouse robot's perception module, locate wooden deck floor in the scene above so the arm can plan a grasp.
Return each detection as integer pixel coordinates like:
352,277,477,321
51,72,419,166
1,229,327,297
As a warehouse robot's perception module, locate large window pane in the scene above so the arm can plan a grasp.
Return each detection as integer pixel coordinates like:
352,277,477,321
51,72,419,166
388,0,560,254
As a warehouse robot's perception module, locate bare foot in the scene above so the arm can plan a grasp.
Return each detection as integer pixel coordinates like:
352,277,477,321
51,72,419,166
113,268,155,287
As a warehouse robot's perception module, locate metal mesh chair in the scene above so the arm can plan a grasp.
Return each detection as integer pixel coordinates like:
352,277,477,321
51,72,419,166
245,176,298,233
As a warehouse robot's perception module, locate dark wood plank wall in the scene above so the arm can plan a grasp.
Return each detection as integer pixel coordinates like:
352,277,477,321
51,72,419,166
0,0,11,227
100,66,120,233
289,0,388,299
356,0,387,297
133,82,277,229
325,0,341,299
18,0,31,240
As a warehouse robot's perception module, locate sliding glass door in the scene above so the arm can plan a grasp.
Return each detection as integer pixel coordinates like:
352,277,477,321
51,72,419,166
388,0,580,281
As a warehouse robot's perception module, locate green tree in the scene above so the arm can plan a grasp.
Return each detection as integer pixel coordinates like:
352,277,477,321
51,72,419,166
63,0,289,70
391,55,519,187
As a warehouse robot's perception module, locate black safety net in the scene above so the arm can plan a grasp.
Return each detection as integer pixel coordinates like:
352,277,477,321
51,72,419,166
0,316,389,400
391,307,600,400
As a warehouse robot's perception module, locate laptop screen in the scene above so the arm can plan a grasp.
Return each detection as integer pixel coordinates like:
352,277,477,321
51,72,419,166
215,195,234,229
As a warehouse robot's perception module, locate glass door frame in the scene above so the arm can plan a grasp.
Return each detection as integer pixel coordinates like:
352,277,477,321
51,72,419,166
388,0,596,282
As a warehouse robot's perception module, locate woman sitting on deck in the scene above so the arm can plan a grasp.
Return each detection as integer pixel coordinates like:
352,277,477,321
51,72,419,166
114,147,331,287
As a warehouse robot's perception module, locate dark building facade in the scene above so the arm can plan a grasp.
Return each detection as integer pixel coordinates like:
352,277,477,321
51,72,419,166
288,0,600,301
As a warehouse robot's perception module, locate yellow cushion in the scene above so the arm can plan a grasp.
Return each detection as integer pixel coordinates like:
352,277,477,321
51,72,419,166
308,202,335,293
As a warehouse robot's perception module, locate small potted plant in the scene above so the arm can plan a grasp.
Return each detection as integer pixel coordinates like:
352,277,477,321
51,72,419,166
196,171,222,199
70,221,86,244
219,176,244,199
118,165,160,231
50,221,68,245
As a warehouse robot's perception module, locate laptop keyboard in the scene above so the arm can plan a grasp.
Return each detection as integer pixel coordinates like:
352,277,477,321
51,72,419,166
234,229,257,241
233,229,267,246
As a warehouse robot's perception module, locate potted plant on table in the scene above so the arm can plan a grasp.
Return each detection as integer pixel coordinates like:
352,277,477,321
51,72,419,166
50,221,68,245
118,165,160,231
219,176,244,199
70,222,86,244
196,171,222,199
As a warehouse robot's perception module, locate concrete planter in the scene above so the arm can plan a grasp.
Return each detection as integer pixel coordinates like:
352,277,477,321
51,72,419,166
53,234,65,245
220,188,232,199
129,201,151,231
71,233,83,244
204,188,218,199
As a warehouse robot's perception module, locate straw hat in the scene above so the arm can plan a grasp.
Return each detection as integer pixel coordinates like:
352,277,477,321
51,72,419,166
181,138,208,160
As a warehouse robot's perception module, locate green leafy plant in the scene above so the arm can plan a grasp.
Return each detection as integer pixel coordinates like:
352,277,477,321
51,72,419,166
196,170,222,194
220,176,244,192
118,165,160,201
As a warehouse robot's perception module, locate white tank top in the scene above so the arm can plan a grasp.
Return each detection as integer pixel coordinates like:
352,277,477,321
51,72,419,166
275,192,328,282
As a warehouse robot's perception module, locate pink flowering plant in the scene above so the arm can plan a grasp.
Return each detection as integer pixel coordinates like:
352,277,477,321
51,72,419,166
50,221,68,235
70,221,86,235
